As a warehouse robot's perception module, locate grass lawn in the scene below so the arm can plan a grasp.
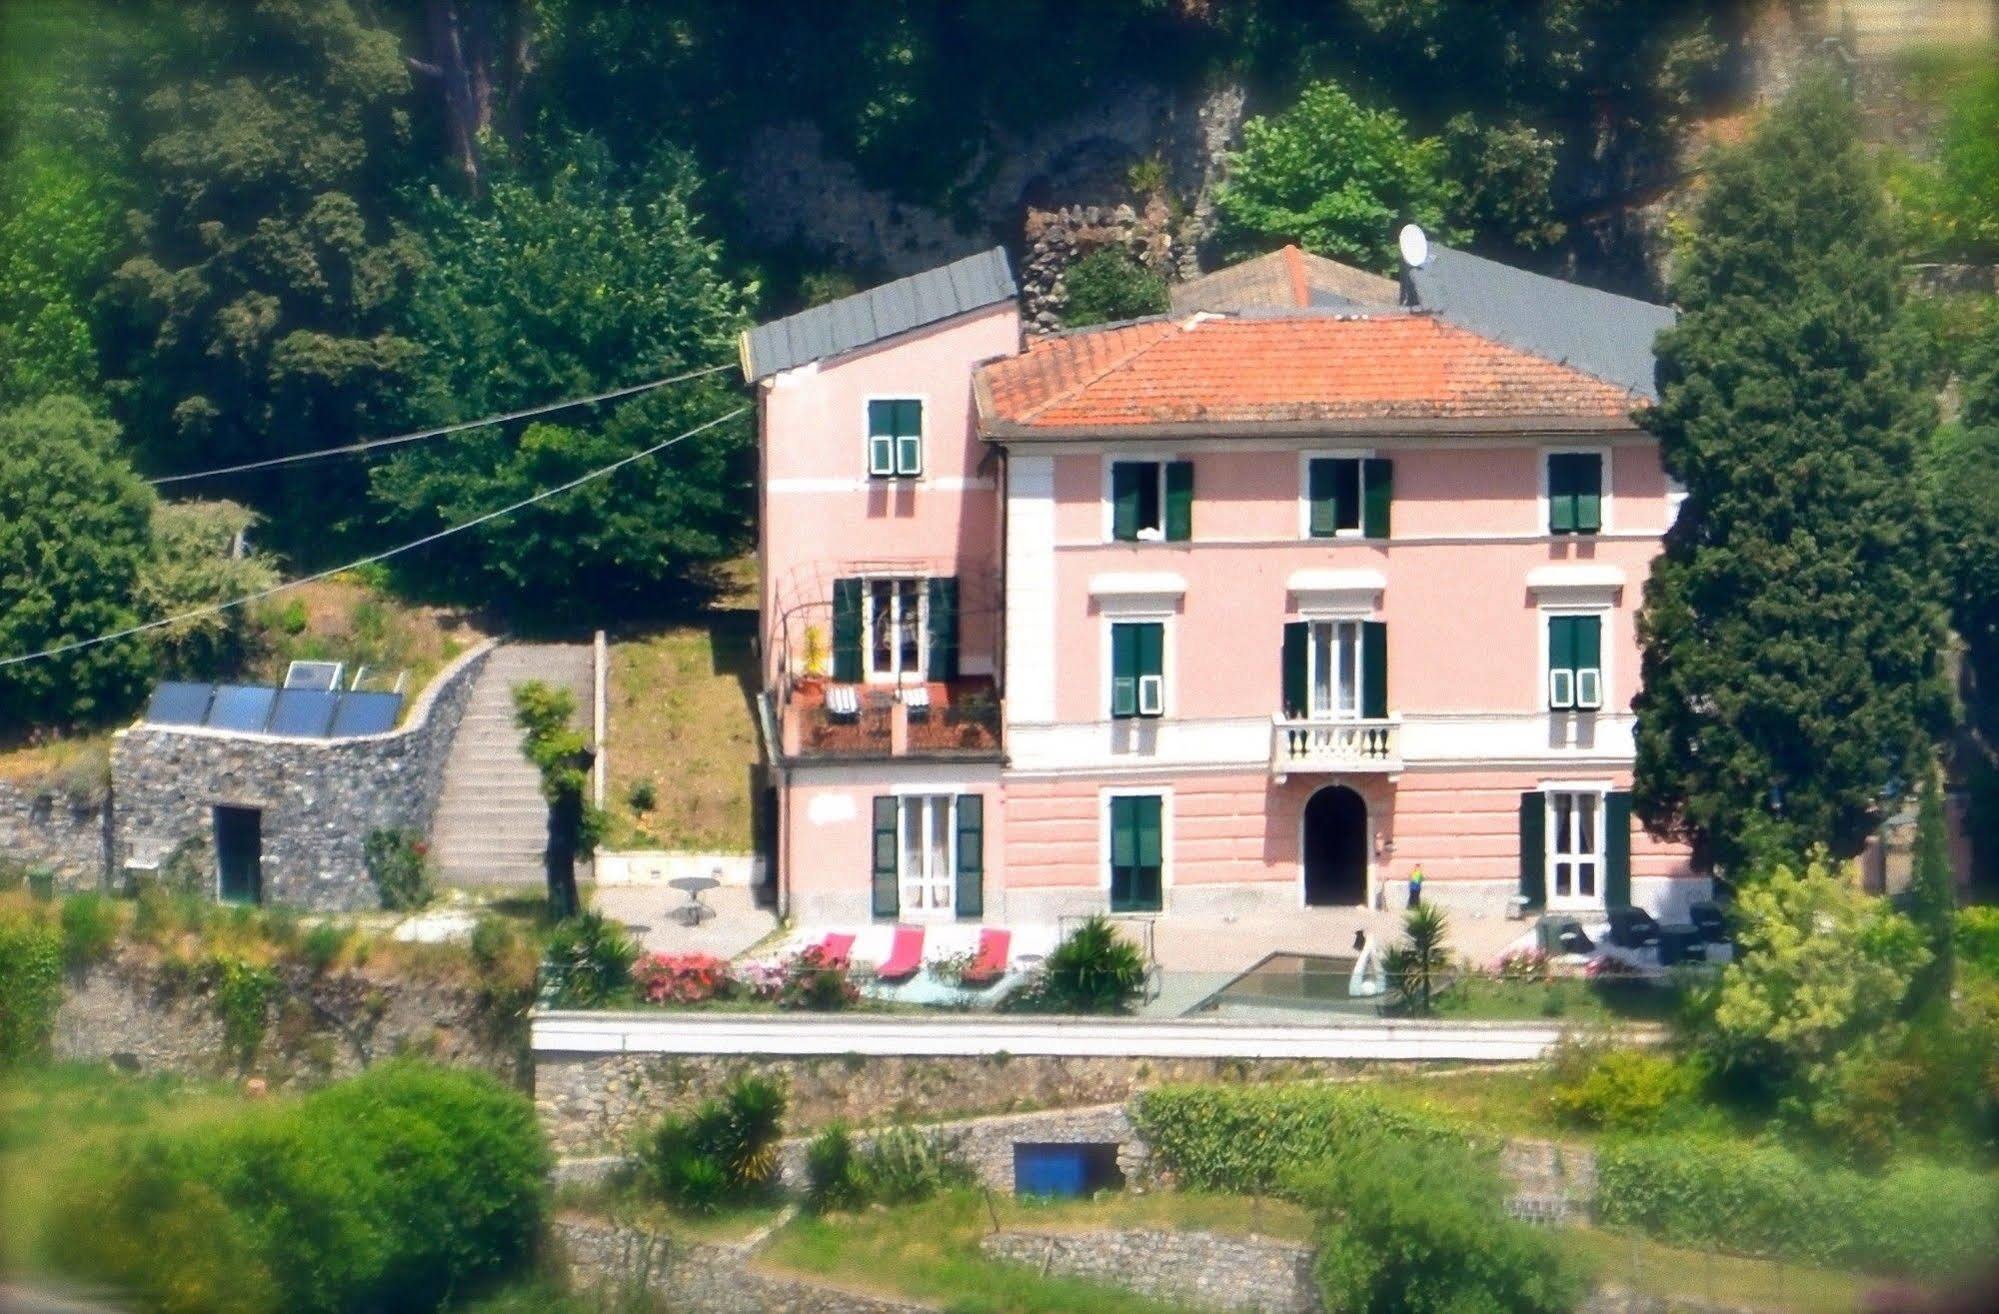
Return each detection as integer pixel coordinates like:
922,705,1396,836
998,1190,1315,1244
1354,1064,1568,1140
1429,974,1685,1026
246,574,487,711
1570,1225,1872,1314
761,1190,1217,1314
602,614,761,852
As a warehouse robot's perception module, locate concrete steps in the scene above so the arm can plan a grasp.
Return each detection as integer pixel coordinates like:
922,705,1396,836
432,642,594,888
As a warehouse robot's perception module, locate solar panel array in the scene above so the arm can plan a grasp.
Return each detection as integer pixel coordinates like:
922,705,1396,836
141,681,404,739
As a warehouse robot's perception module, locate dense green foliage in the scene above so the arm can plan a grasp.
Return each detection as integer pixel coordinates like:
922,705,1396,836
539,910,634,1007
1131,1083,1456,1193
1906,768,1955,1010
0,911,64,1067
1027,914,1148,1014
1632,73,1951,875
0,397,156,733
136,500,278,680
50,1060,549,1314
1385,903,1451,1015
1060,248,1169,328
1292,1136,1583,1314
1931,318,1999,778
1596,1137,1999,1278
804,1123,976,1213
1549,1045,1705,1134
641,1074,787,1213
1215,79,1460,272
363,827,436,911
1937,64,1999,258
514,680,604,916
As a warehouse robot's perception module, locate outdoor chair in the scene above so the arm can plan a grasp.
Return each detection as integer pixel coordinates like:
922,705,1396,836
1606,906,1661,950
901,684,932,721
875,924,925,981
959,928,1012,987
810,932,856,970
825,684,861,723
1554,920,1594,956
1688,900,1730,944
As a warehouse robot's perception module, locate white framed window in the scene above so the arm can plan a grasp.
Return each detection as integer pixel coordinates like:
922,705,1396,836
865,577,926,682
1104,456,1193,543
896,793,957,917
866,398,923,478
1308,619,1362,720
1544,612,1605,712
1109,619,1166,719
1546,790,1604,908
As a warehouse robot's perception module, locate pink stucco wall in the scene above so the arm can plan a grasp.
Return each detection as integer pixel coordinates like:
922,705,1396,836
758,304,1019,682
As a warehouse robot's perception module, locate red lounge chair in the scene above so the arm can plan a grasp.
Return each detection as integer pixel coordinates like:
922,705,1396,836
960,928,1011,987
812,932,855,970
875,925,925,981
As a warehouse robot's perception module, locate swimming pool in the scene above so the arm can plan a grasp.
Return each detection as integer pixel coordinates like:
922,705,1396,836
1192,951,1387,1017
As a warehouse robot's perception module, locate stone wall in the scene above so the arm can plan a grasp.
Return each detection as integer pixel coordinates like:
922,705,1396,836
772,1102,1146,1194
53,950,521,1088
557,1215,934,1314
980,1228,1320,1314
534,1050,1370,1157
0,778,110,891
109,641,493,911
1018,198,1202,331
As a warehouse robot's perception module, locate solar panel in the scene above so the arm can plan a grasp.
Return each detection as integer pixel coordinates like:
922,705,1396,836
284,660,344,690
330,691,403,737
145,682,214,726
268,688,340,738
206,685,277,734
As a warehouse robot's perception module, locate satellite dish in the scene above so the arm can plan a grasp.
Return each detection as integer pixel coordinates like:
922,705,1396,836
1398,223,1430,269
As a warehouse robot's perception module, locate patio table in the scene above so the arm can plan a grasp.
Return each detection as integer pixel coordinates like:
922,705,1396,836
668,875,719,927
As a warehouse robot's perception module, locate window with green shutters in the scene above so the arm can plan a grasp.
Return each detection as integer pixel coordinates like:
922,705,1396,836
1521,789,1630,910
1109,794,1164,912
1110,460,1192,541
1546,452,1603,534
867,399,924,478
1306,457,1392,538
871,793,985,920
1281,619,1386,719
1546,613,1603,710
832,578,863,682
1110,621,1165,718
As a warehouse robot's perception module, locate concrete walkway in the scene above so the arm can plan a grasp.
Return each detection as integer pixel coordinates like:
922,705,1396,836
592,883,777,959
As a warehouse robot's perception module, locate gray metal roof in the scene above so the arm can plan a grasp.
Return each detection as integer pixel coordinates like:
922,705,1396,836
740,247,1017,382
1407,246,1675,400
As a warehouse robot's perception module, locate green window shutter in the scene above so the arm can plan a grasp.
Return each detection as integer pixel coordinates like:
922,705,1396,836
867,401,896,477
1281,621,1309,717
894,399,923,476
1164,460,1194,541
1109,796,1136,909
1576,614,1602,669
1573,453,1602,532
1362,458,1393,539
832,578,863,682
1111,623,1138,718
1361,621,1388,719
872,796,900,918
1135,621,1164,716
1518,792,1547,908
1548,616,1575,673
1111,462,1144,541
926,577,959,680
1307,460,1334,537
955,794,983,918
1548,454,1577,533
1604,792,1632,908
1135,795,1163,911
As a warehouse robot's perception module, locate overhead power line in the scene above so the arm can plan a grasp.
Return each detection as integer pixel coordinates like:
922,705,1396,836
0,405,749,672
146,363,734,486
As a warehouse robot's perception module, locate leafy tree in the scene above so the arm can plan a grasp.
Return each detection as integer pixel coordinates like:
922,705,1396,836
371,148,752,617
107,0,423,551
0,396,156,734
1931,318,1999,747
1441,114,1564,254
137,500,279,680
1214,79,1461,273
1905,766,1955,1012
1061,248,1168,328
1632,72,1951,875
513,679,601,919
1937,64,1999,258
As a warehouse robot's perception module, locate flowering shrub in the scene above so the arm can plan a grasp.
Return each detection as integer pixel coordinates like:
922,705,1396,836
633,952,734,1005
736,959,788,1001
1584,954,1646,982
1497,948,1549,982
781,947,858,1010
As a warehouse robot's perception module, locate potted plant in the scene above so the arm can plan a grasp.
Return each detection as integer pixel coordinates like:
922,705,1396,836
798,625,831,691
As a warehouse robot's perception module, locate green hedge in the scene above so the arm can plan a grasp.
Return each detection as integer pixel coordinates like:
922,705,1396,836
0,912,63,1066
51,1060,550,1314
1596,1137,1999,1278
1131,1083,1459,1193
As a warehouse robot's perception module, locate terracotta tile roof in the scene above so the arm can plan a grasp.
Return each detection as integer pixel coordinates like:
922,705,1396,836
977,312,1644,434
1170,245,1400,313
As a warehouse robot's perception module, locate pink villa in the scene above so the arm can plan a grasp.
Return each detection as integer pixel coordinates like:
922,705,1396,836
743,239,1707,930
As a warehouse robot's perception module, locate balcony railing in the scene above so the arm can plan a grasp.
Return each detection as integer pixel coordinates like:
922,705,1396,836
1270,716,1401,774
782,678,1002,760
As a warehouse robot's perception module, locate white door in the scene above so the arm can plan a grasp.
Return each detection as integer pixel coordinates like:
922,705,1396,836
1547,792,1602,909
1308,620,1361,720
898,795,955,918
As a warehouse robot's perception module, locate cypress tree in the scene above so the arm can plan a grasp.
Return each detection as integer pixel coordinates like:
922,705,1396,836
1906,765,1955,1011
1632,70,1950,875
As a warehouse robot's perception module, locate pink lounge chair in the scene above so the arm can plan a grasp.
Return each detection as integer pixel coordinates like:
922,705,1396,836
811,932,855,970
875,925,925,981
960,928,1012,987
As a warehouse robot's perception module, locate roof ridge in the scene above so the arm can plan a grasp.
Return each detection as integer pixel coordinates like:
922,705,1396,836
1283,245,1308,308
1014,320,1186,425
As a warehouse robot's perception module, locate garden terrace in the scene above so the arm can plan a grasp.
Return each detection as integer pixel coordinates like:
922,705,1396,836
779,677,1002,761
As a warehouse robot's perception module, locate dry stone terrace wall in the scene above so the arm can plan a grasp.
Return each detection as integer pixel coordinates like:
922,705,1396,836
0,779,110,891
109,642,492,911
981,1228,1321,1314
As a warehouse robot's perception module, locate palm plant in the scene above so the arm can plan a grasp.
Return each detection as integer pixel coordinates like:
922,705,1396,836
1386,903,1452,1015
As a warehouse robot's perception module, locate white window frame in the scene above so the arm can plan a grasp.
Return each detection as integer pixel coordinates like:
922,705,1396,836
1101,453,1179,543
864,395,926,479
1544,786,1608,911
1539,606,1609,714
1304,618,1364,721
1099,606,1175,722
1099,786,1173,911
1665,474,1689,529
1540,445,1612,536
862,575,928,684
1297,449,1373,540
890,792,958,920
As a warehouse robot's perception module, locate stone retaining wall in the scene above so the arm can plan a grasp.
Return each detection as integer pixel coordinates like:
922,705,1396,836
557,1215,934,1314
53,951,521,1087
535,1051,1370,1157
980,1228,1320,1314
0,778,110,891
773,1102,1146,1193
109,641,492,910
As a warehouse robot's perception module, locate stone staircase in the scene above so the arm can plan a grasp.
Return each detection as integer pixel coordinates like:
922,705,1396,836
432,642,594,889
